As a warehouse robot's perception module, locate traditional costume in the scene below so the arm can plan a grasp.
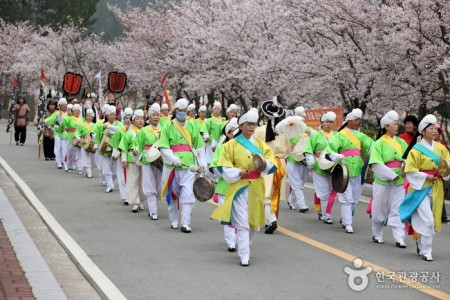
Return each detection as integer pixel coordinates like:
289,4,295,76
60,104,83,173
200,101,225,162
137,104,163,220
399,115,450,261
210,118,239,251
211,108,277,266
119,109,145,212
325,108,373,233
253,97,289,234
92,104,109,186
187,103,196,121
74,109,96,178
368,111,408,247
159,104,171,129
304,111,337,223
159,98,205,232
44,97,67,169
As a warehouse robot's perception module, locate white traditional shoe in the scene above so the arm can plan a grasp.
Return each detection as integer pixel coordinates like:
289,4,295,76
181,225,192,233
171,223,179,229
105,187,113,193
372,236,384,244
345,225,353,234
78,171,83,175
86,174,92,178
139,203,145,210
240,260,249,267
396,241,406,248
149,213,158,220
101,181,107,186
299,206,309,213
132,204,139,213
423,255,433,261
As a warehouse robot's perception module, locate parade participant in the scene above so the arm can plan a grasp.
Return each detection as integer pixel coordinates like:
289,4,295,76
201,101,225,161
191,105,207,132
60,104,83,173
434,124,449,224
109,107,132,204
187,103,196,121
66,104,73,116
304,111,337,223
325,108,373,233
74,109,96,178
368,111,408,247
119,109,145,213
399,115,450,261
211,108,277,266
254,97,289,234
399,115,419,145
137,103,162,220
13,96,30,146
95,105,121,193
159,98,205,232
42,100,56,161
225,104,238,120
93,104,110,186
159,104,171,129
45,97,68,169
210,117,239,251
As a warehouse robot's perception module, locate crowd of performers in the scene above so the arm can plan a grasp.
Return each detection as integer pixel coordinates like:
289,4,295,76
40,92,449,266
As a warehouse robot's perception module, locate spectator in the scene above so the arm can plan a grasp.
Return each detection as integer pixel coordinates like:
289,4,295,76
13,96,30,146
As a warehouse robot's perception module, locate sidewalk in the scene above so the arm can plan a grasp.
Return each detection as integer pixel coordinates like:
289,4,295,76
0,187,67,300
0,220,34,299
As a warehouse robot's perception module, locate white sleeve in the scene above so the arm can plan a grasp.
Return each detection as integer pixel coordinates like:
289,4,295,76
203,133,210,141
222,167,242,184
371,163,397,181
211,139,218,148
262,161,275,175
160,148,179,165
213,168,222,177
405,172,428,190
57,113,64,125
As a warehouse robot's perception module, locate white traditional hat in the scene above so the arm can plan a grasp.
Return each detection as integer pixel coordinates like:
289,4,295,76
90,92,97,98
226,104,238,113
123,107,133,116
173,98,189,110
294,106,306,117
321,111,337,122
418,114,437,133
224,117,239,135
105,105,116,115
101,104,110,114
58,98,67,106
213,101,222,109
187,103,196,112
72,104,82,112
345,108,363,121
238,108,258,125
148,103,160,115
198,105,207,112
161,104,169,110
132,109,144,121
67,103,74,110
86,109,95,117
380,110,398,128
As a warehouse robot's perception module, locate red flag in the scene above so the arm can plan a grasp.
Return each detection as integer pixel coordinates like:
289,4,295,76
12,75,17,87
41,68,47,80
161,73,168,88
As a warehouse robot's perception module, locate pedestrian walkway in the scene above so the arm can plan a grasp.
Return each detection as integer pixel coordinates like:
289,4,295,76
0,220,35,299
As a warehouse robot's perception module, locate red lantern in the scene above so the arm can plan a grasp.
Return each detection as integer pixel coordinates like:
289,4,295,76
108,72,127,93
63,72,83,95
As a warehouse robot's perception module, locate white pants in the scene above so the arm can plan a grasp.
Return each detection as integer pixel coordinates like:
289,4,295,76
54,136,63,167
116,159,127,200
75,147,83,171
61,138,69,167
339,177,361,226
126,163,144,206
142,164,162,214
231,188,257,262
371,182,405,242
95,152,105,183
218,194,237,247
81,149,96,176
412,192,435,256
312,172,333,219
287,162,309,208
100,155,117,190
162,166,196,226
65,142,76,170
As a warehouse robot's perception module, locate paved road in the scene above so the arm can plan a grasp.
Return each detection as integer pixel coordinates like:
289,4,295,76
1,124,449,299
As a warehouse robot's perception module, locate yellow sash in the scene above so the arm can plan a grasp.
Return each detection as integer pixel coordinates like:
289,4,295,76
380,135,402,155
145,125,160,137
132,126,140,133
71,116,83,124
84,122,92,132
162,115,170,121
196,118,205,124
341,127,361,149
173,119,192,146
212,116,223,123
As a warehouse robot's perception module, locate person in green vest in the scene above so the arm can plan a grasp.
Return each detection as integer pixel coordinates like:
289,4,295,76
325,108,373,234
60,103,83,173
74,108,96,178
44,97,68,169
119,109,145,213
304,111,337,224
92,104,110,186
368,110,408,248
186,103,196,121
159,98,205,233
210,117,239,252
159,103,171,129
137,103,162,220
200,101,225,162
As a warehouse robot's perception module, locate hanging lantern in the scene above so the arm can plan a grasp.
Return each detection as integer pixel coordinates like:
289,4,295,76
108,72,127,93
